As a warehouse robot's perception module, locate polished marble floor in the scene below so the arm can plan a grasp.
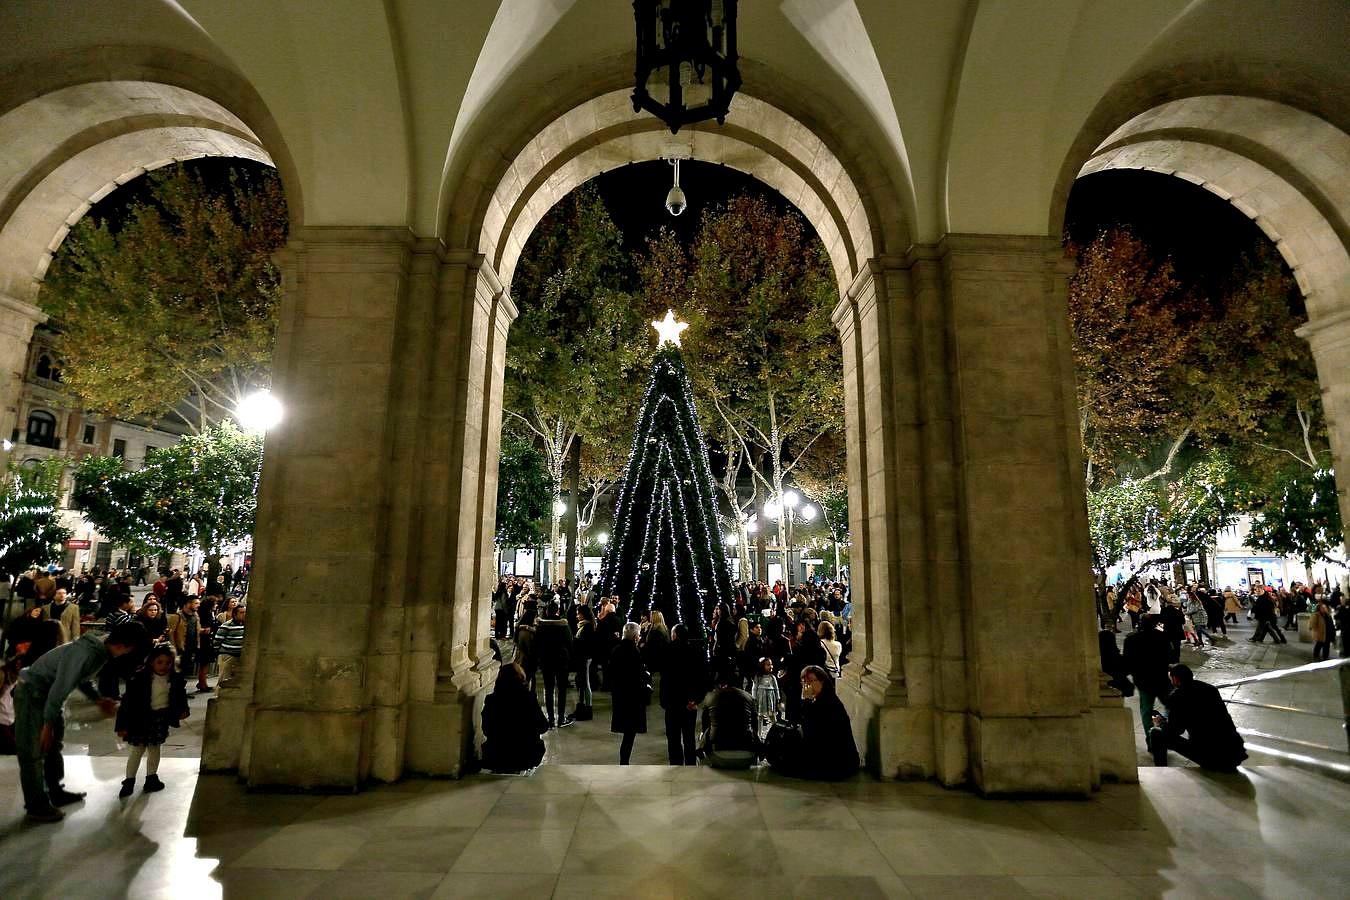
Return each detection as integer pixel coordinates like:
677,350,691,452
2,756,1348,899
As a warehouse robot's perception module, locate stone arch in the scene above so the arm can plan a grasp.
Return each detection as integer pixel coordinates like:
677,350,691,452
444,84,910,294
1057,88,1350,565
0,81,274,303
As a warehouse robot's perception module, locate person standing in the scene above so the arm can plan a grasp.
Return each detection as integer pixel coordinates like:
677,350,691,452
609,622,650,765
167,598,201,681
13,622,145,823
572,604,596,721
43,588,80,644
1222,586,1242,626
1310,596,1335,662
115,646,189,797
1249,590,1287,644
533,601,574,728
1123,614,1172,739
659,624,707,766
213,605,247,683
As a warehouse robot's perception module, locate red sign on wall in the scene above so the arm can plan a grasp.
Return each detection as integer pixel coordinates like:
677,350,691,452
65,539,91,550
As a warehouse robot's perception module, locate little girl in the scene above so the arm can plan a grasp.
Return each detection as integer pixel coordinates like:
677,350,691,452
115,647,190,797
752,656,781,733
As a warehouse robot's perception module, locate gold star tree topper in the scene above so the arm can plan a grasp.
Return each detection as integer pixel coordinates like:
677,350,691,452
652,309,689,348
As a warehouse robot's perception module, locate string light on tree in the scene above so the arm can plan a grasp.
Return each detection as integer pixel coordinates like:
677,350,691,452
597,309,734,633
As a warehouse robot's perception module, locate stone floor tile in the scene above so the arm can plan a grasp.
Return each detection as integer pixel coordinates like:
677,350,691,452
576,795,677,830
389,790,503,829
769,828,896,878
1121,874,1268,899
867,827,1004,877
757,792,862,830
230,822,371,871
340,825,477,872
429,872,559,899
900,875,1033,898
307,869,445,899
213,866,330,900
448,827,575,874
1012,875,1155,898
552,873,679,900
968,829,1106,876
666,793,764,829
478,793,586,832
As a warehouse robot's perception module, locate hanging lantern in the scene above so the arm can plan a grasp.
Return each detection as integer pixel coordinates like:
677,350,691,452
632,0,741,134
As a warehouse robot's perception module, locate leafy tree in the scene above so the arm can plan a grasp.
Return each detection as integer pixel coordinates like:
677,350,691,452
72,422,262,586
0,459,72,578
1246,467,1345,583
1087,451,1244,599
506,185,648,584
40,164,287,432
641,195,842,560
495,428,551,548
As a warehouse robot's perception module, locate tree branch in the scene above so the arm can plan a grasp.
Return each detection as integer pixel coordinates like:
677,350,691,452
1137,427,1191,484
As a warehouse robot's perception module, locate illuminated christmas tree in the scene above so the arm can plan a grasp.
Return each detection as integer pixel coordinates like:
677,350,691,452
598,310,734,634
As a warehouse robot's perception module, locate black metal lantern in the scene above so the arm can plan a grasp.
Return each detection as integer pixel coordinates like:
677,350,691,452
632,0,741,134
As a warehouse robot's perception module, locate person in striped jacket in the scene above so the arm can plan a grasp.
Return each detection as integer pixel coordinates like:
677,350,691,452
212,605,246,685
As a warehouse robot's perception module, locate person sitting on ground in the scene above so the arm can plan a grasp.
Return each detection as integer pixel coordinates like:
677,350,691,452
768,665,859,780
1149,663,1246,772
698,660,758,769
480,661,548,774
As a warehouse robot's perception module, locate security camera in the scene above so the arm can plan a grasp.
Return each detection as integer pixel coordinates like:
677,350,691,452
665,183,687,216
664,157,687,216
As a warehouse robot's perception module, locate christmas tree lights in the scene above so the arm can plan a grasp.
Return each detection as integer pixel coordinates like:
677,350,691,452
598,313,734,636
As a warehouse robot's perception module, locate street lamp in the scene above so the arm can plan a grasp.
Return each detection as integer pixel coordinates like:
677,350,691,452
235,389,283,433
765,490,809,589
801,504,817,523
553,499,568,517
724,533,738,547
597,532,609,546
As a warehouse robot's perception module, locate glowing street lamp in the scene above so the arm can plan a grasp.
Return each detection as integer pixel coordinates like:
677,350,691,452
801,504,817,523
724,533,738,547
235,389,283,433
553,499,568,517
597,532,609,546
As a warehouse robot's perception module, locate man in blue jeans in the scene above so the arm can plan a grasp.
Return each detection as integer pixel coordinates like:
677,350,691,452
14,622,145,823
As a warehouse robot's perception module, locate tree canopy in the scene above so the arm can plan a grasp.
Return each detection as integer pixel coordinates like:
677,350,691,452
40,164,287,432
72,422,262,559
0,459,71,578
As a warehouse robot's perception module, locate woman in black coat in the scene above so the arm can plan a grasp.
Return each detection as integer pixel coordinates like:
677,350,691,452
480,662,548,773
769,665,859,780
609,621,651,764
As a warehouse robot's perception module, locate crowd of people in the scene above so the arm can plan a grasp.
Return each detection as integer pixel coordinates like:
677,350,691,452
1098,575,1350,773
482,573,860,780
0,562,249,824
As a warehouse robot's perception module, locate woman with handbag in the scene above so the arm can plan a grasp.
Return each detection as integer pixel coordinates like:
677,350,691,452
609,621,651,764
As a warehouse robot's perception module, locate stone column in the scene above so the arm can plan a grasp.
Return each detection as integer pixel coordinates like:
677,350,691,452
940,234,1119,794
203,227,418,789
0,293,46,440
402,250,512,776
1298,308,1350,563
833,256,966,785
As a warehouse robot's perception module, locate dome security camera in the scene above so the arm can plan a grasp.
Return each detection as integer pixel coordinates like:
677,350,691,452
664,157,687,216
665,183,687,216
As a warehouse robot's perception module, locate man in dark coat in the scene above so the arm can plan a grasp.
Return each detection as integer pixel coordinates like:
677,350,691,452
533,602,574,728
659,624,708,765
1150,663,1246,771
480,662,548,774
1249,590,1287,644
1123,614,1172,738
1158,599,1184,662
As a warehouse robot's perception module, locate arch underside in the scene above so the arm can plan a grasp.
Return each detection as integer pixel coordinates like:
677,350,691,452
469,90,890,297
0,80,273,303
1078,96,1350,320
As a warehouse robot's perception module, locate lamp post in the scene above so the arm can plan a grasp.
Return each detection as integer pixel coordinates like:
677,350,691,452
632,0,741,134
764,490,815,590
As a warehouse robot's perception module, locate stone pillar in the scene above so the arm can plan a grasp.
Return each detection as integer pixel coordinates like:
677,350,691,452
0,293,46,440
940,234,1119,794
203,227,418,789
402,250,512,776
1298,308,1350,560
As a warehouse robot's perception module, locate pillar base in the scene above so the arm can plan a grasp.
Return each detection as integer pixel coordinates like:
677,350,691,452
245,707,367,791
199,691,248,772
968,713,1096,796
404,659,497,778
